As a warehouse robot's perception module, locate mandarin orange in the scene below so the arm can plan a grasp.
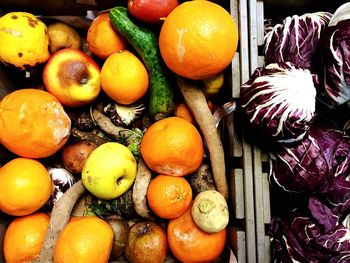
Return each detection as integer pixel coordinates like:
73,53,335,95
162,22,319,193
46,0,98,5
159,1,239,80
174,102,195,124
100,50,149,104
0,88,71,158
167,204,227,262
147,174,192,219
54,216,114,263
140,116,204,176
87,12,127,59
4,212,50,263
0,158,52,216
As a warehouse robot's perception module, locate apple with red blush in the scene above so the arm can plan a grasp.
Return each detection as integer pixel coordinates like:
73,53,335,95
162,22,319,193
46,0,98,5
43,48,101,107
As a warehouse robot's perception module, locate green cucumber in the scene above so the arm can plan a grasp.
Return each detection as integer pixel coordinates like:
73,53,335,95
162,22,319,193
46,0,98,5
109,7,174,120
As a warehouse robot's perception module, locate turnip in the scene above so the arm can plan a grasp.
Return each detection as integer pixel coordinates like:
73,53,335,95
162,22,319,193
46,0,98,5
191,190,229,233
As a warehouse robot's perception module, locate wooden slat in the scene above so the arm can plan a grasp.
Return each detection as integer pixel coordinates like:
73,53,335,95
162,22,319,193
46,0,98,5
242,135,256,263
253,146,266,263
256,1,265,46
265,236,272,263
232,169,245,219
238,0,250,84
262,173,271,224
225,112,242,158
248,0,258,73
231,52,241,98
236,231,247,263
230,0,241,98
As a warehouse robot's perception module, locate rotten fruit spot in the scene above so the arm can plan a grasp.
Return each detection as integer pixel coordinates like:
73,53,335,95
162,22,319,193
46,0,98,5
11,15,18,19
24,15,39,28
18,52,23,57
57,60,90,87
116,177,124,185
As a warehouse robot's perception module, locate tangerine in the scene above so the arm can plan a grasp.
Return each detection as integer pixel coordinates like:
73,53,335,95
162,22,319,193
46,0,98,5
147,174,192,219
0,158,52,216
87,12,127,59
159,1,239,80
54,216,114,263
3,212,50,263
167,204,227,262
140,116,203,176
174,102,195,124
100,50,149,104
0,89,71,158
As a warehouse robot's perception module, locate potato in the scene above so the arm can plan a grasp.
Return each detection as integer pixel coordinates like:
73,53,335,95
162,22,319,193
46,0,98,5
47,22,82,53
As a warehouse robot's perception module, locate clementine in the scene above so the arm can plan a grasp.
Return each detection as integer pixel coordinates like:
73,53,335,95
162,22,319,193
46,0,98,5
4,212,50,263
0,88,71,158
167,204,227,262
140,116,204,176
147,174,192,219
54,216,114,263
174,102,195,124
0,158,52,216
159,1,239,80
87,12,127,59
100,50,149,104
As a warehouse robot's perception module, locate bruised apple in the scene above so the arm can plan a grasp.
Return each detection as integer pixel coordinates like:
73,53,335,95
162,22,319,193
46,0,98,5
125,222,168,263
43,48,101,107
61,140,97,174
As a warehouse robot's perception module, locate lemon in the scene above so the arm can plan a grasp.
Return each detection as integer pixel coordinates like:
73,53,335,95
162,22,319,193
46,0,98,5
202,72,225,96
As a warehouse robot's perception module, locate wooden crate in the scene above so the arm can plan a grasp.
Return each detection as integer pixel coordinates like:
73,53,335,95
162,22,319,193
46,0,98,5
0,1,265,262
227,0,270,262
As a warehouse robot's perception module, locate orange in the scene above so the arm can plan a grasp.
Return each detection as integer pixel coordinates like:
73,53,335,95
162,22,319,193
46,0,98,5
147,175,192,219
140,116,204,176
100,50,149,104
0,89,71,158
87,12,127,59
0,158,52,216
174,102,195,124
167,204,227,262
159,1,239,80
4,212,50,263
54,216,114,263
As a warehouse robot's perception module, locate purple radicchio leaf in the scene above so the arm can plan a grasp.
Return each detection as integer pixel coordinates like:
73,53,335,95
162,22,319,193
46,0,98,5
240,62,316,143
319,19,350,106
264,12,332,72
269,118,350,197
270,196,350,263
308,121,350,211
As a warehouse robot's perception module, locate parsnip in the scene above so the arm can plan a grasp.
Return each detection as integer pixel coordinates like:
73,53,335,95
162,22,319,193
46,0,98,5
176,77,229,200
34,180,86,262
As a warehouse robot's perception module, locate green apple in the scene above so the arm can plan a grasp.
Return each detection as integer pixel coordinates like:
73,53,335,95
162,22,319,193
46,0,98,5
82,142,137,200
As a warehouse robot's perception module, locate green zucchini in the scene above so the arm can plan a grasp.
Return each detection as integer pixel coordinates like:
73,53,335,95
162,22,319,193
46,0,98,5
109,7,174,120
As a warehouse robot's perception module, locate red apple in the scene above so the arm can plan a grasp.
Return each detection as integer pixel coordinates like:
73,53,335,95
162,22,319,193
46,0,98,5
43,48,101,107
125,222,168,263
128,0,179,24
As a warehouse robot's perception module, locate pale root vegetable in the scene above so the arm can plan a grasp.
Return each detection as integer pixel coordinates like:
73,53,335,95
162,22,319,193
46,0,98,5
34,180,86,262
176,77,229,200
132,157,152,218
191,190,229,233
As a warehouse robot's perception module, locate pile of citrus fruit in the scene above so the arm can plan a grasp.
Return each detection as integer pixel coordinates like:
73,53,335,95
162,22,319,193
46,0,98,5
0,0,238,262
